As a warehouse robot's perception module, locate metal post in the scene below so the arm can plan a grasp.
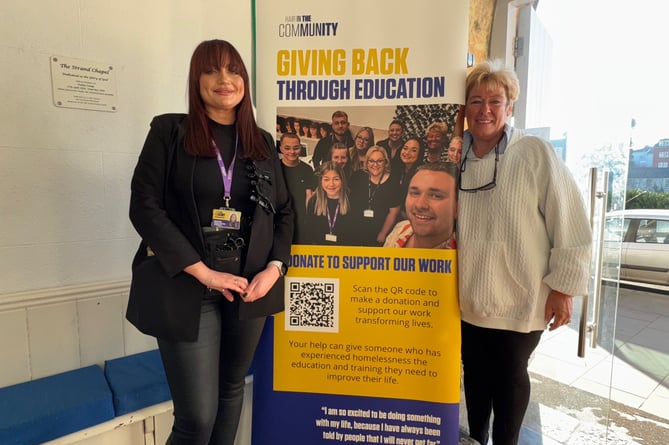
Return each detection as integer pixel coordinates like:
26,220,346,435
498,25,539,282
577,168,597,357
589,170,609,349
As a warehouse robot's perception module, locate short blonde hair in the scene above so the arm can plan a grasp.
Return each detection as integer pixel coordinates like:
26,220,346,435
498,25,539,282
466,59,519,105
364,146,391,175
425,121,448,137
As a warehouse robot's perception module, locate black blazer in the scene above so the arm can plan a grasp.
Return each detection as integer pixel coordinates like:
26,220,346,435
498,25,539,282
126,114,294,341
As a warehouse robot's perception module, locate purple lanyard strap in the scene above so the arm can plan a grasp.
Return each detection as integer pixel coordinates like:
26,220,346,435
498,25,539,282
211,132,238,208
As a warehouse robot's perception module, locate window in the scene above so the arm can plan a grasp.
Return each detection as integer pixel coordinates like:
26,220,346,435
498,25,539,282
657,220,669,244
636,219,660,243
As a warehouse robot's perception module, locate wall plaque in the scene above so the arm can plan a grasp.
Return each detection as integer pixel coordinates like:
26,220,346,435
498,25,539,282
50,55,117,112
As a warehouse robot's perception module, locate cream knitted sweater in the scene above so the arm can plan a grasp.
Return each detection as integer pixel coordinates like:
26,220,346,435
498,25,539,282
458,129,592,332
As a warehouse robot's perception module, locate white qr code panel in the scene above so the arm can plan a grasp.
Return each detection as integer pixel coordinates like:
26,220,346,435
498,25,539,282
284,277,339,333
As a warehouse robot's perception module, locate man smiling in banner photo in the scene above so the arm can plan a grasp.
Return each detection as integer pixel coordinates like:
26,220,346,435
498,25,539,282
384,162,458,249
279,132,316,244
311,110,354,170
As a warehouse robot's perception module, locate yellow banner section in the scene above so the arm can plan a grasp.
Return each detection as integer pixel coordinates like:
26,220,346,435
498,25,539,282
274,245,461,403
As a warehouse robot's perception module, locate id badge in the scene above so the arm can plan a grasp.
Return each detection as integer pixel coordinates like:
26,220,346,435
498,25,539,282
325,233,337,242
212,208,242,230
364,209,374,218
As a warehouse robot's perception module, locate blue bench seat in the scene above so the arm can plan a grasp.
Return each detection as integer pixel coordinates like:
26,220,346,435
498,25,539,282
104,349,171,416
0,365,115,445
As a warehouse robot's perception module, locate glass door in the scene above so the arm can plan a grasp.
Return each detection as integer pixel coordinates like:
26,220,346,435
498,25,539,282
458,2,631,444
514,3,626,444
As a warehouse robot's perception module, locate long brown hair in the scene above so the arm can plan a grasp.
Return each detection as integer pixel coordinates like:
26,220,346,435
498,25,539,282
312,162,349,216
184,39,267,160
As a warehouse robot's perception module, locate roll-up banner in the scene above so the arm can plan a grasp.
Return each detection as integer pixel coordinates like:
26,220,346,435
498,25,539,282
253,2,468,444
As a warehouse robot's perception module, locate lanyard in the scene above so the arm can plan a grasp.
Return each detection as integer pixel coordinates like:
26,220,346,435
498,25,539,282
211,133,238,208
326,201,340,234
367,174,383,208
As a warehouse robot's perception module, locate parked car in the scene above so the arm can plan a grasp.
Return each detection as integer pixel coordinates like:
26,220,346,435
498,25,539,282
603,209,669,285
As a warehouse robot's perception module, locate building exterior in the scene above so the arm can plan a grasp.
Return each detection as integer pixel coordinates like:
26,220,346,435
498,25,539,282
628,139,669,192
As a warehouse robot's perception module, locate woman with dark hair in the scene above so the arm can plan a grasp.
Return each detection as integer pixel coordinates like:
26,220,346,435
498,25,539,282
276,116,286,134
309,121,320,138
127,39,294,445
377,119,405,172
284,116,296,134
348,126,375,173
396,136,425,184
318,122,332,139
299,119,312,138
291,117,302,136
392,136,425,219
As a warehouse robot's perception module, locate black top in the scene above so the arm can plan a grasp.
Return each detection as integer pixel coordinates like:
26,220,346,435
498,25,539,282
303,196,354,245
195,121,254,233
127,114,294,340
377,138,405,175
348,170,401,246
281,160,316,243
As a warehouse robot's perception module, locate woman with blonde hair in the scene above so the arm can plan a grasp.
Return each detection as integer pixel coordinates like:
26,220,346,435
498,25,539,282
423,121,449,163
458,59,591,445
349,146,401,246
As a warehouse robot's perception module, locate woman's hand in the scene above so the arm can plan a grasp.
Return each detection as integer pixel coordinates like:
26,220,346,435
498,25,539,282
544,289,573,331
184,261,248,302
241,265,281,303
207,271,248,302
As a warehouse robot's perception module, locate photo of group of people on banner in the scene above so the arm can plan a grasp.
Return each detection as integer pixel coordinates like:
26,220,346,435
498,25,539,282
276,104,463,249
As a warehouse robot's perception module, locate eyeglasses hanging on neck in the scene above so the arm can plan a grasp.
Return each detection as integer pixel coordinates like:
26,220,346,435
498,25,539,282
458,144,498,193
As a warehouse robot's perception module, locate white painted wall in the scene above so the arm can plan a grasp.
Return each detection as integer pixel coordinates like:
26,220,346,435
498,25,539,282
0,0,253,382
0,0,252,295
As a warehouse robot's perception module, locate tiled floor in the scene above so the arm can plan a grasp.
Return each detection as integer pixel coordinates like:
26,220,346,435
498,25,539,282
460,285,669,445
572,287,667,417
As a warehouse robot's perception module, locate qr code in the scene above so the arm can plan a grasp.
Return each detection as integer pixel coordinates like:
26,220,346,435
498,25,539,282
284,277,339,333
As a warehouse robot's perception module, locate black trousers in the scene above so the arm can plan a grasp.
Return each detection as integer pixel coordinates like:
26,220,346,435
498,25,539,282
158,296,266,445
461,321,543,445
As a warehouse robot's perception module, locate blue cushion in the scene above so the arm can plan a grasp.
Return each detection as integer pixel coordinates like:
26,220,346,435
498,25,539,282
0,365,115,445
104,349,171,416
